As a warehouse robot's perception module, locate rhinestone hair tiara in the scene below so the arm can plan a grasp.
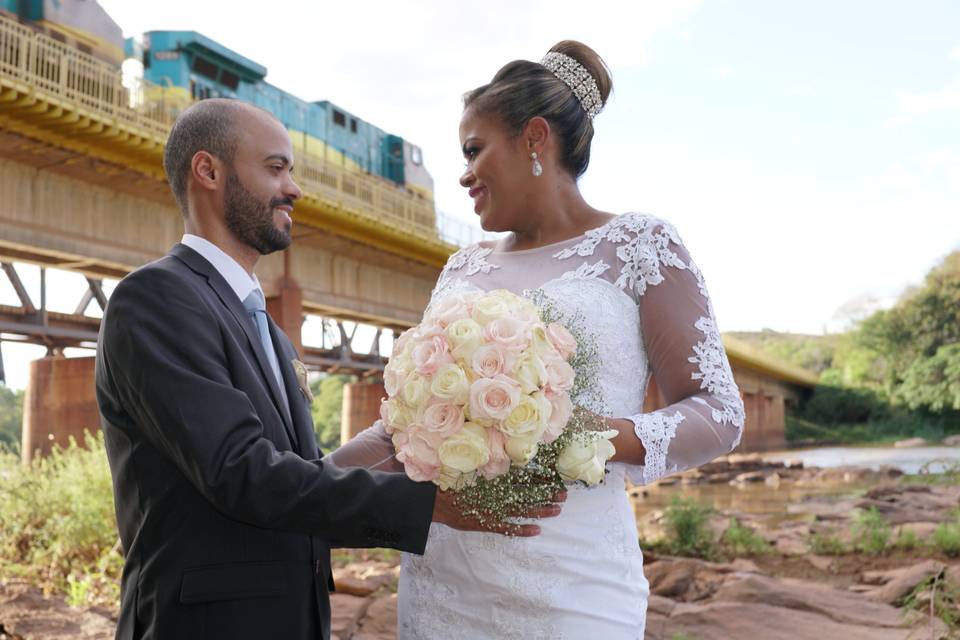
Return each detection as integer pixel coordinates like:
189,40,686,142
540,51,603,119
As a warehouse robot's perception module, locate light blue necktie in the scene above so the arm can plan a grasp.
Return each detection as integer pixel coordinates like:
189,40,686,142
242,288,288,408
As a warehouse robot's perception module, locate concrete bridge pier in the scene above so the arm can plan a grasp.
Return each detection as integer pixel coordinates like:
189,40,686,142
340,381,386,445
21,355,99,464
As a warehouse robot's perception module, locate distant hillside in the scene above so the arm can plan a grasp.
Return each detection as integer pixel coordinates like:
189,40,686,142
726,330,837,376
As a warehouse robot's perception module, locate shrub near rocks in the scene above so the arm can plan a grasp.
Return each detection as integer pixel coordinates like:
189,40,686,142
932,520,960,557
852,507,891,555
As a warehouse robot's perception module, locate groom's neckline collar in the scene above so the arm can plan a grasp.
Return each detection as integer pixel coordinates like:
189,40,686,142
180,234,261,304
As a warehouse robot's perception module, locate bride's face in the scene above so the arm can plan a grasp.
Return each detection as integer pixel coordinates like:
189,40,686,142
458,108,536,232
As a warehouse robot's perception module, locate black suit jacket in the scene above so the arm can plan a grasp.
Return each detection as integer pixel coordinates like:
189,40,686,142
95,244,435,639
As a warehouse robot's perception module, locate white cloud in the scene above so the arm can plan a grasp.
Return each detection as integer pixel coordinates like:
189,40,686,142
951,45,960,61
896,81,960,115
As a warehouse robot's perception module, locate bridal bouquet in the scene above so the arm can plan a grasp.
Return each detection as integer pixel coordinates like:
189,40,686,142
380,288,616,524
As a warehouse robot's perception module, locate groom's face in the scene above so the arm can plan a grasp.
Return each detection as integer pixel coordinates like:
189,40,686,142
223,109,303,255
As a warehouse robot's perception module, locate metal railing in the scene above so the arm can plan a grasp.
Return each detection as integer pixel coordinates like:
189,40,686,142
0,14,484,248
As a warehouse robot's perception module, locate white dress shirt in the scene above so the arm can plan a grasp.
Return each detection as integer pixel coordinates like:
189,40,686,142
180,234,261,303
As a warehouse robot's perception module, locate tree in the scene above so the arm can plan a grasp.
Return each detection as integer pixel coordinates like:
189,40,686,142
309,374,353,452
0,384,23,452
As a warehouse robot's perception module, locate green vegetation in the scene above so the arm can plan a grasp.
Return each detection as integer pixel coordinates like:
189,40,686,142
657,497,718,560
807,531,848,556
851,507,891,555
901,573,960,633
0,383,23,452
743,251,960,445
720,517,771,556
310,374,355,452
932,521,960,558
0,432,121,607
892,527,921,552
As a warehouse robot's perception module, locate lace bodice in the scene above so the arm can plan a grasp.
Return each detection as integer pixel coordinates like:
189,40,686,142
332,212,745,485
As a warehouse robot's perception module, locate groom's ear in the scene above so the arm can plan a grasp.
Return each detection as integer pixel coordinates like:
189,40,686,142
190,150,221,191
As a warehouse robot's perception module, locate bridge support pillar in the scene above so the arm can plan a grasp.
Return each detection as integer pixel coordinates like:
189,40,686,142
266,276,304,356
340,381,386,445
21,355,100,464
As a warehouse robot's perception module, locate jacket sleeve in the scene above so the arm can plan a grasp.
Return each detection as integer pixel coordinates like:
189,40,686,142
96,266,435,552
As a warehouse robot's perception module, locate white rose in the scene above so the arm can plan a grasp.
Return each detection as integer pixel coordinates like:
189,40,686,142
512,351,548,394
383,360,408,397
380,397,413,431
430,363,470,405
401,374,429,407
504,433,540,466
471,291,514,325
446,318,484,361
436,467,476,491
500,393,551,439
437,422,490,473
556,431,618,485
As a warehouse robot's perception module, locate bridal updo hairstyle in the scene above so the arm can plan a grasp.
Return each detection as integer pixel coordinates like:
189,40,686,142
463,40,612,178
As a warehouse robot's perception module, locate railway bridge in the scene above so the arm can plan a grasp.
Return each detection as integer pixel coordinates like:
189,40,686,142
0,12,817,461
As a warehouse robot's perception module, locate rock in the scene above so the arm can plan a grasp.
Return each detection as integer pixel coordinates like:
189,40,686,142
893,521,939,541
765,472,782,488
893,437,927,448
0,582,116,640
806,554,834,572
332,570,379,597
863,560,945,604
643,558,743,602
647,594,677,617
730,471,766,484
943,434,960,446
728,558,762,574
330,593,371,639
353,594,397,640
655,601,920,640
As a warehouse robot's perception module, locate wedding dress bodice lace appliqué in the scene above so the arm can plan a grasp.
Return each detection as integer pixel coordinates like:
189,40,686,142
329,212,745,639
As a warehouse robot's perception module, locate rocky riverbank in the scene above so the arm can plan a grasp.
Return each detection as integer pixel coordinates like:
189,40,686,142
2,454,958,639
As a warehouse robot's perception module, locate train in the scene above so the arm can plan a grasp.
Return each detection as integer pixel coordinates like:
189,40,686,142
0,0,436,204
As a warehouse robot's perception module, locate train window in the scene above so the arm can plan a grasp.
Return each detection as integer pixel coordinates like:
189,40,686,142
333,110,346,127
411,146,422,166
77,43,92,55
49,30,66,43
192,56,219,82
350,118,357,133
220,69,240,91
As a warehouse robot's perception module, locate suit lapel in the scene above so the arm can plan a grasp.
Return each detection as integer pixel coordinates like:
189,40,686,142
272,327,320,459
170,244,298,447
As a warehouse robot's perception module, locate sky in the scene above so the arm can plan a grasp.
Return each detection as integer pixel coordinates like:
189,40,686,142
1,0,958,390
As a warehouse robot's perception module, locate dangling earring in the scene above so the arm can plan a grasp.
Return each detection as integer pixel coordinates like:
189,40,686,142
531,152,543,177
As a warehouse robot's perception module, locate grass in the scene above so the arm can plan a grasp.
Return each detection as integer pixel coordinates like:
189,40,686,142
851,507,891,555
901,573,959,634
0,432,121,607
721,518,771,557
655,497,719,561
931,521,960,558
807,531,849,555
892,527,921,552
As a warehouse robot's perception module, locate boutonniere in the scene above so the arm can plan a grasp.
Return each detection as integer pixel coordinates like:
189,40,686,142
291,358,313,404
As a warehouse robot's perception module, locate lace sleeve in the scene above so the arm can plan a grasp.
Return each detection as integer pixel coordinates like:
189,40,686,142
620,223,744,485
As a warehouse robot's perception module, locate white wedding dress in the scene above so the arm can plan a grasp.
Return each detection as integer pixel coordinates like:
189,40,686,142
330,212,745,639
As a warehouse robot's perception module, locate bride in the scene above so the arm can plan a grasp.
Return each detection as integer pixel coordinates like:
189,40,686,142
330,40,745,638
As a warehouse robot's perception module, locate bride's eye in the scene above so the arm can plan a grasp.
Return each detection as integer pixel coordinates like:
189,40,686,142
463,146,480,163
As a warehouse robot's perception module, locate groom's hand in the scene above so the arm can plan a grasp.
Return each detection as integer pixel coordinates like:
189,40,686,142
431,489,566,537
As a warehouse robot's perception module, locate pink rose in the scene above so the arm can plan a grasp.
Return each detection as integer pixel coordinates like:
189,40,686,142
421,400,465,438
395,426,441,482
543,391,574,443
413,322,445,342
483,317,530,353
544,356,575,394
412,335,454,376
479,427,511,480
430,295,471,328
468,375,521,422
470,343,514,379
545,323,577,360
392,328,415,358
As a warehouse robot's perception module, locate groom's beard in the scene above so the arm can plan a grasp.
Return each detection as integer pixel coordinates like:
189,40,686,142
224,172,292,255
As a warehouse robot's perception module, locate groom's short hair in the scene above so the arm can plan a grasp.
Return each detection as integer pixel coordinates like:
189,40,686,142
163,98,245,216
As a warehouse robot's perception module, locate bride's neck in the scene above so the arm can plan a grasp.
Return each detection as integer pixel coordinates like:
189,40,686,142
505,180,610,251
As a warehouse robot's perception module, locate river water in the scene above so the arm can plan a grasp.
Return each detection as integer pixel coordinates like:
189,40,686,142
630,445,959,536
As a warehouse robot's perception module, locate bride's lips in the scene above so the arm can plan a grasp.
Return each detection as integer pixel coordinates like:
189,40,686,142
468,186,487,213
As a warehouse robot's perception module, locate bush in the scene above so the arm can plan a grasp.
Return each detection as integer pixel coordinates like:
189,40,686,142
659,497,718,560
852,507,891,555
932,521,960,558
0,431,121,606
893,528,921,552
807,531,848,555
721,518,771,556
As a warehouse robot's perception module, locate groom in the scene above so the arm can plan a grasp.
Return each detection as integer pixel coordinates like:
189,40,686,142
96,99,553,640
